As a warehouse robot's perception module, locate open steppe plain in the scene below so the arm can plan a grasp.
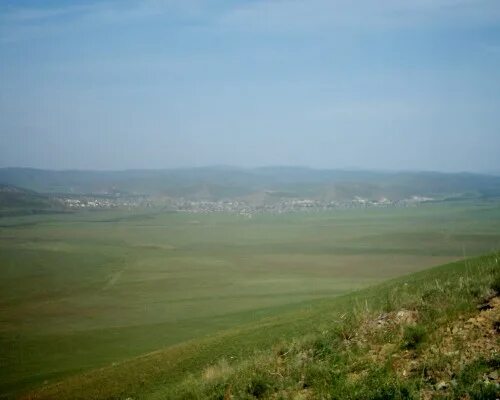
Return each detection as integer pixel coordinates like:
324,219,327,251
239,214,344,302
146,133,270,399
1,200,499,398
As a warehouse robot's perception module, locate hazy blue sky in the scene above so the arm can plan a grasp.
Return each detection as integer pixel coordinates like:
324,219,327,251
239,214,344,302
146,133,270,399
1,0,500,172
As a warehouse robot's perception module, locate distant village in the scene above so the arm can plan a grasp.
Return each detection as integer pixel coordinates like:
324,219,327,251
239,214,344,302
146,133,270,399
56,194,434,215
56,196,153,210
171,196,433,216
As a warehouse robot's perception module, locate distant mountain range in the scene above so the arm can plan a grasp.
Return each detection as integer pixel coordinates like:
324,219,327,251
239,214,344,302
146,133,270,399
0,167,499,203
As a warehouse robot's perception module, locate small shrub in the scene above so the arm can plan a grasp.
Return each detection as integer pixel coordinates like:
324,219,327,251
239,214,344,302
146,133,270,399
468,286,483,298
311,333,341,358
421,288,443,303
331,314,359,342
384,292,397,313
490,274,500,294
273,341,290,357
247,375,271,398
401,325,426,350
342,367,416,400
303,361,335,392
204,382,229,400
451,356,500,400
493,319,500,333
468,384,499,400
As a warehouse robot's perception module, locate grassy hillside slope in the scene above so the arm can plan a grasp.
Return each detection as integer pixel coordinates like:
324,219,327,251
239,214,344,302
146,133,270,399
0,185,63,217
2,202,500,398
20,254,499,400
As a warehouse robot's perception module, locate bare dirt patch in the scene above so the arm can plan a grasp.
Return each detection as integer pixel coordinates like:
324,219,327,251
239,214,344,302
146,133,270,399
358,294,499,398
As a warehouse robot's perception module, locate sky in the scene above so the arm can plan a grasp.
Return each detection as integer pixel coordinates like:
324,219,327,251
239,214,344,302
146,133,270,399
1,0,500,172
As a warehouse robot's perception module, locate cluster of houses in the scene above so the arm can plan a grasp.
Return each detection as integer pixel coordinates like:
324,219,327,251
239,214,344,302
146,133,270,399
56,193,434,214
171,196,434,215
57,196,151,209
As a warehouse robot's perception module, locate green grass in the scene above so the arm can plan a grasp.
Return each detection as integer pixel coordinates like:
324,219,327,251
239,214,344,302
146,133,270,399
401,324,427,350
18,253,500,400
153,254,500,400
1,200,500,398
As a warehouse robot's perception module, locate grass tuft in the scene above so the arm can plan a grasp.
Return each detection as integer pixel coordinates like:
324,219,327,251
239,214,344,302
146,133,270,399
490,274,500,294
401,324,427,350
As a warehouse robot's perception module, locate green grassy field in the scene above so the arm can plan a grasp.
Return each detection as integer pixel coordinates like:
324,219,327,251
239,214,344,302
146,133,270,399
1,200,500,398
17,254,500,399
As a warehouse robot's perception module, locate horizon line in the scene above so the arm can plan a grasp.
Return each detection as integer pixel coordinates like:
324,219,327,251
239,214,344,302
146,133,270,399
0,165,499,176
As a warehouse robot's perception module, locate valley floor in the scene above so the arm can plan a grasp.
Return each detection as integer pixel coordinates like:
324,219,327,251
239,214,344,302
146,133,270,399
1,201,499,398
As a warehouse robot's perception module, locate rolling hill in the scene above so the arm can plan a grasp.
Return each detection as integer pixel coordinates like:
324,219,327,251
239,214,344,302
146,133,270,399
1,167,499,201
18,254,500,400
0,184,64,217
